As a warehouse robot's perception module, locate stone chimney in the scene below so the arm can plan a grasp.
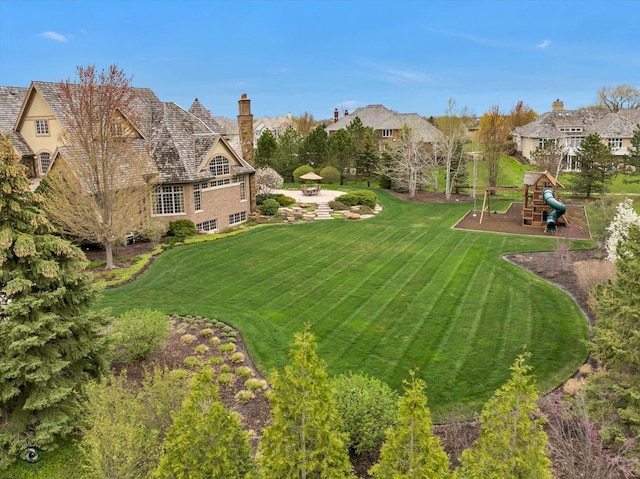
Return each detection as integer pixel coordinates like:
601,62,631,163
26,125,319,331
552,99,565,111
237,93,257,212
334,108,339,123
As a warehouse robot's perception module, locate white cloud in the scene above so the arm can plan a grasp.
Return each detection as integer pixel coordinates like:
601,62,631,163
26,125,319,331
537,39,551,49
38,31,70,42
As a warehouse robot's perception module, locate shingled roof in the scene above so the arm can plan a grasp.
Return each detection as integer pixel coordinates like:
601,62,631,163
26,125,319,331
325,104,442,143
0,86,31,157
514,108,640,139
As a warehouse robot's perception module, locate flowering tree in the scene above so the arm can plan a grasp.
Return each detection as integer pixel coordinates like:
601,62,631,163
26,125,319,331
605,198,640,261
255,166,283,195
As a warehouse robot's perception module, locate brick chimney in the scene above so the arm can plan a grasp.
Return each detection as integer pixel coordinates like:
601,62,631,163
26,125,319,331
552,99,565,111
334,108,339,123
344,109,349,116
237,93,256,212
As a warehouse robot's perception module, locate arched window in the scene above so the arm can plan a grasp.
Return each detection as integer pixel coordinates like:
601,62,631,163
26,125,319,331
209,155,230,176
39,152,51,174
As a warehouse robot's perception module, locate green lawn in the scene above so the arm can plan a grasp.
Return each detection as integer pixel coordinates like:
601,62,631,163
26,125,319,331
99,190,592,418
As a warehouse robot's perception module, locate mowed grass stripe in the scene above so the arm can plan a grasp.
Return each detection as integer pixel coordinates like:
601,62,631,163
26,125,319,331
100,191,590,418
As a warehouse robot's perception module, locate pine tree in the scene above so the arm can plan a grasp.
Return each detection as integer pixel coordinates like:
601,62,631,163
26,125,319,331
0,135,108,468
258,325,354,478
368,370,452,479
590,223,640,437
457,352,552,479
154,367,256,479
571,133,615,198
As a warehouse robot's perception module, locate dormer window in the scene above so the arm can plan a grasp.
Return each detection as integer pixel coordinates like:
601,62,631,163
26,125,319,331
209,155,230,176
35,119,49,136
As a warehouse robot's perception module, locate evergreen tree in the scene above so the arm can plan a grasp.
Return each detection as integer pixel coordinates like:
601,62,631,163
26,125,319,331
0,135,108,468
299,125,328,167
570,133,615,198
255,128,278,168
368,370,452,479
457,352,552,479
258,325,354,478
272,126,303,182
327,128,356,185
154,367,256,479
590,223,640,438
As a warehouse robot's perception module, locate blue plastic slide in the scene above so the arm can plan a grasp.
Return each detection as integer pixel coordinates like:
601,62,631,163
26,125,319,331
543,189,566,233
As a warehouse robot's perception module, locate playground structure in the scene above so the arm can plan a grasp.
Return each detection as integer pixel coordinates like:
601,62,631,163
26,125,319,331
522,171,567,232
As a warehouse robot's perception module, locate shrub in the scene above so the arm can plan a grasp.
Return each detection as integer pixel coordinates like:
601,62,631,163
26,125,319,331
219,343,236,353
200,328,214,337
235,390,256,403
261,198,280,216
217,372,234,385
168,219,197,238
236,366,254,377
229,352,245,363
209,336,221,346
319,165,340,184
180,334,197,345
328,200,349,211
331,372,399,455
138,221,166,243
194,344,209,355
183,356,200,367
110,309,170,364
220,364,232,374
293,165,314,183
336,190,377,208
359,205,374,215
274,193,296,207
245,378,268,391
209,356,224,365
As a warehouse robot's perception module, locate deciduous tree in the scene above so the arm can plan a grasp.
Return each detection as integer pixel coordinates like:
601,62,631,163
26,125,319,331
293,111,317,138
530,139,565,178
597,84,640,112
570,133,615,198
478,105,508,188
0,135,109,468
258,325,353,478
369,370,452,478
457,352,553,479
255,166,284,195
507,100,537,130
40,65,157,269
382,125,432,198
436,99,469,200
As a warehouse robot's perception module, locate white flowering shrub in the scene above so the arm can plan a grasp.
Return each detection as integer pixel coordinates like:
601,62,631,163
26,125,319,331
605,198,640,261
255,167,283,195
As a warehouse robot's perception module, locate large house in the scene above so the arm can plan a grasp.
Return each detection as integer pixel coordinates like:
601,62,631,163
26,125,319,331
0,83,256,233
325,104,442,144
514,100,640,171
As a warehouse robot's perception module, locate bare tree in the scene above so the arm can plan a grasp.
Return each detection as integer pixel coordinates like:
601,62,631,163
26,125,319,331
292,111,316,138
436,99,469,200
41,65,157,269
530,139,566,178
383,125,432,198
598,84,640,112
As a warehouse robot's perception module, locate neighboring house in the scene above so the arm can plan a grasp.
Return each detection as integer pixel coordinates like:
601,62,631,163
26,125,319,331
514,100,640,171
0,82,256,233
325,104,442,144
253,112,295,143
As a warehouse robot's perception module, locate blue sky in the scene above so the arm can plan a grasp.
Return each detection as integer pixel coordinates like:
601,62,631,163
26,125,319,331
1,0,639,121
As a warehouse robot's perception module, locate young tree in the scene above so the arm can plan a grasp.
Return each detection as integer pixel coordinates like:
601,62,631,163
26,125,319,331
258,325,354,478
597,84,640,112
327,127,356,185
382,125,432,198
255,128,278,168
40,65,157,269
0,135,109,468
255,166,284,195
299,125,328,167
590,223,640,441
478,105,508,188
570,133,615,198
530,139,566,178
457,352,553,479
272,126,303,182
369,370,452,479
154,367,256,479
436,99,469,200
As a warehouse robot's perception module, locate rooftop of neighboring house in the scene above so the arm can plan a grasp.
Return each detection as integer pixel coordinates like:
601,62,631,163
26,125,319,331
0,86,31,156
514,101,640,139
325,104,442,143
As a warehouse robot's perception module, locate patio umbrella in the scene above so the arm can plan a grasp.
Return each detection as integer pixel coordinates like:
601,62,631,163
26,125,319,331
299,172,323,181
